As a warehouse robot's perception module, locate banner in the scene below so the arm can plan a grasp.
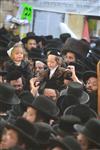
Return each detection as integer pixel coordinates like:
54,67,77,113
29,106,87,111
15,0,100,16
27,0,100,16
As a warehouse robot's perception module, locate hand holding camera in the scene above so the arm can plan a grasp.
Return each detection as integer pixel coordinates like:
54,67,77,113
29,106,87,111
64,65,77,80
64,65,82,84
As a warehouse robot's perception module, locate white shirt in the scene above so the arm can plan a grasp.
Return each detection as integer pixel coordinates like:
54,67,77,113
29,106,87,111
49,66,58,79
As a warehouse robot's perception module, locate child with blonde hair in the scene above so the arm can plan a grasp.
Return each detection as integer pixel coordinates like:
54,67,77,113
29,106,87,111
5,42,34,89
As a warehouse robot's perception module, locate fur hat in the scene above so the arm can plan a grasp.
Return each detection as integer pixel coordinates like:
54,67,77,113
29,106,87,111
62,37,89,58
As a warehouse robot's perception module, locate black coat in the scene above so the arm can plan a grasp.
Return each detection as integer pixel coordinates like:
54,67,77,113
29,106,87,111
7,102,27,123
4,59,33,81
38,67,66,91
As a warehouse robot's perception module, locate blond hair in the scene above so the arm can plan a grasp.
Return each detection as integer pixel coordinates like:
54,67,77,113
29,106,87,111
7,42,27,60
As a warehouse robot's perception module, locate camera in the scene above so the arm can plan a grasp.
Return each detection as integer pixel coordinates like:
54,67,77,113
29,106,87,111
64,67,72,80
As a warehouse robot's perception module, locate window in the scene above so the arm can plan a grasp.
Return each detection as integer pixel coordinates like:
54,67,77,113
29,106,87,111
33,10,65,37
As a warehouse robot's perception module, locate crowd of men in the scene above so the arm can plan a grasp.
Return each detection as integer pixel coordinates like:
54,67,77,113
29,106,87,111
0,26,100,150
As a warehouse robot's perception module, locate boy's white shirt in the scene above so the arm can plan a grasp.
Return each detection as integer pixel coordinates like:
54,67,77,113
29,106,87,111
49,66,58,79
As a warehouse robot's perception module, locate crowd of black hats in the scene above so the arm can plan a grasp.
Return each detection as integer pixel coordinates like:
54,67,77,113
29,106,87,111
0,27,100,150
0,27,100,72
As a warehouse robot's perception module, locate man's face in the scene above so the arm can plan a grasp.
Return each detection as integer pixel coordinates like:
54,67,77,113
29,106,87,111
35,61,45,74
77,133,89,150
44,88,58,102
25,39,37,50
1,129,18,149
86,77,98,93
64,52,76,64
10,78,23,92
23,107,37,124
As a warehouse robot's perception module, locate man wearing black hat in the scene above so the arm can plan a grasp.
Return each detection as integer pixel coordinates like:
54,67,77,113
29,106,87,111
60,33,71,44
0,118,39,150
21,32,38,52
8,90,35,123
83,70,98,112
74,118,100,150
6,70,25,95
23,95,59,124
53,115,81,138
0,82,20,119
62,37,88,72
0,83,20,142
48,135,81,150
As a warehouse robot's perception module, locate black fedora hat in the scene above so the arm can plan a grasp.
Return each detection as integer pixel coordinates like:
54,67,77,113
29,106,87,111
64,104,97,124
44,38,63,55
19,90,34,106
60,33,71,43
57,95,80,115
0,83,20,105
28,48,46,61
61,81,89,104
64,136,82,150
21,33,39,44
45,38,63,50
53,115,81,137
83,70,97,84
6,118,37,144
31,95,59,119
74,118,100,146
6,70,22,81
33,122,55,145
50,135,81,150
